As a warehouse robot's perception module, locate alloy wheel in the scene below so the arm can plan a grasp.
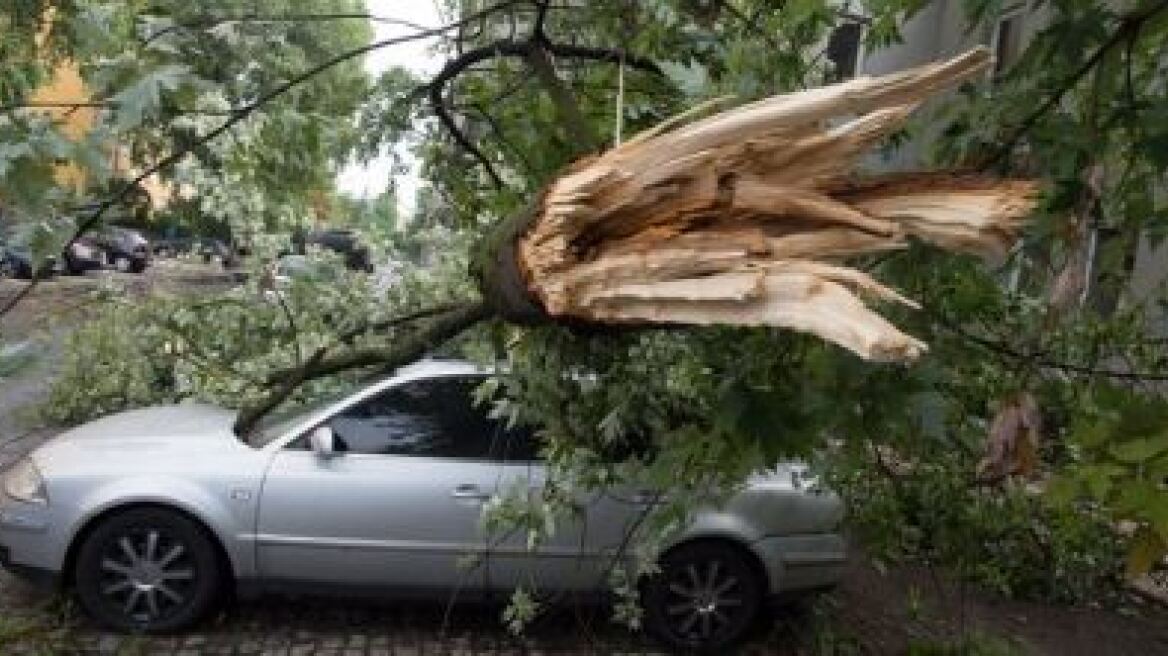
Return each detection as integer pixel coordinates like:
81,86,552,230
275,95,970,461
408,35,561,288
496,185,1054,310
662,558,747,643
644,542,763,652
95,526,199,625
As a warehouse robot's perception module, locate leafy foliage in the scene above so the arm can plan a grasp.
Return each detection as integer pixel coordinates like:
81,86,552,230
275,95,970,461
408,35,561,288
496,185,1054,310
43,230,478,425
1048,386,1168,576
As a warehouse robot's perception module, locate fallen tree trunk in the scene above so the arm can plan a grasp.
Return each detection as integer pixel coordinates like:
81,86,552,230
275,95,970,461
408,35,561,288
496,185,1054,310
234,47,1037,434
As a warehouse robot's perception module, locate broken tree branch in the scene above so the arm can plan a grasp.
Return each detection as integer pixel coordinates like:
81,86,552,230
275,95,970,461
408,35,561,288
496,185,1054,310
237,49,1036,429
235,301,491,435
482,48,1037,362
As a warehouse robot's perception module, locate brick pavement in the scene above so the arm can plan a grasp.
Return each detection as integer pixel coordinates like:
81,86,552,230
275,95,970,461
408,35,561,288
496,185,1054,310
1,575,675,655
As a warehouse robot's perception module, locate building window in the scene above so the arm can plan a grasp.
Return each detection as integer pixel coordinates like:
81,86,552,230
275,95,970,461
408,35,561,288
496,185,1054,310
826,20,865,82
991,11,1024,78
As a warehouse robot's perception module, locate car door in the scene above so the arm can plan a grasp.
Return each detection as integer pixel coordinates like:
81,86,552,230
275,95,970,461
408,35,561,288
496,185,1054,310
468,387,647,594
254,375,501,596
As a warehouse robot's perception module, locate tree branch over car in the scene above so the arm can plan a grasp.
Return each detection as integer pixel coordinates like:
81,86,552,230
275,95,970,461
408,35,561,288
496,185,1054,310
232,47,1037,434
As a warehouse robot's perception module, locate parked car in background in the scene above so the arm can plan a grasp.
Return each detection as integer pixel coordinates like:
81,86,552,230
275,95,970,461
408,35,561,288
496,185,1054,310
91,226,150,273
0,217,55,280
0,235,56,280
259,253,342,303
273,253,336,284
61,237,105,275
0,360,845,652
193,238,238,268
154,236,239,269
150,236,194,258
300,228,373,272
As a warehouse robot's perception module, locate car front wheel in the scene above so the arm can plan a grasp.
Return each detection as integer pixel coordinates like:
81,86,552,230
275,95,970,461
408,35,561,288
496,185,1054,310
74,507,223,633
643,541,763,653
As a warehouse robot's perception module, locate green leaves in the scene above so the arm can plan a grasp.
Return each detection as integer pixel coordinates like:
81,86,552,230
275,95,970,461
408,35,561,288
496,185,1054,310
110,64,197,130
1047,386,1168,577
1110,437,1168,464
1127,528,1166,579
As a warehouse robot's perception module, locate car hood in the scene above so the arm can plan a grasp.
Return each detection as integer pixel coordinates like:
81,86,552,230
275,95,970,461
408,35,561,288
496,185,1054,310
32,403,245,466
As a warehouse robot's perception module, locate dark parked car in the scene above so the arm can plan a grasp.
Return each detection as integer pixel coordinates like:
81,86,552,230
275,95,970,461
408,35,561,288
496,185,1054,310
150,236,194,258
60,237,105,275
300,229,373,272
0,241,55,279
0,221,56,280
154,237,239,268
92,227,150,273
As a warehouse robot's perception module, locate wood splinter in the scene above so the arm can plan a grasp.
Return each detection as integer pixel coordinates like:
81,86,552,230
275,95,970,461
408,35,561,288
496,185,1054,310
481,47,1037,362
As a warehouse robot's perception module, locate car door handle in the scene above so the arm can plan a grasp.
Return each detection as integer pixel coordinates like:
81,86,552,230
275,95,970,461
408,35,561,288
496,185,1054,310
451,484,491,501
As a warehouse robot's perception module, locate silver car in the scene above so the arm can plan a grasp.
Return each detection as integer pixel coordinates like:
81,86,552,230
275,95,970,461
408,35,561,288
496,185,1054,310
0,360,845,651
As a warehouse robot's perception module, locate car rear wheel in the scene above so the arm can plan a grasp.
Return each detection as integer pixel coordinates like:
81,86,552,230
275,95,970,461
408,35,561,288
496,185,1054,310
643,541,763,653
74,508,223,633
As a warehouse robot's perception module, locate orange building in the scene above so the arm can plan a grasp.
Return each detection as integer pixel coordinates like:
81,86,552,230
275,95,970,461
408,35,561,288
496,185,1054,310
26,11,171,211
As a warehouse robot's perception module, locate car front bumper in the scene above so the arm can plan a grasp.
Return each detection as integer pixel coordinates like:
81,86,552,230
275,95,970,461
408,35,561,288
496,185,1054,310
0,498,62,589
754,533,847,595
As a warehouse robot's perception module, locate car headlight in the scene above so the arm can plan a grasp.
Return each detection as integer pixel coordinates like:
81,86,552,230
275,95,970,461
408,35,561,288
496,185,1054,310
2,458,47,505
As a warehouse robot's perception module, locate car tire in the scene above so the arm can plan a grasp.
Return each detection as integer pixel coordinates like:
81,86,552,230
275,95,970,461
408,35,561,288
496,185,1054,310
74,507,224,633
643,541,764,653
129,259,147,274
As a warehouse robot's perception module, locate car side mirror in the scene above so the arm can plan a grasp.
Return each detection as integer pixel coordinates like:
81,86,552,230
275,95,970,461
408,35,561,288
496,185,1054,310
309,425,337,458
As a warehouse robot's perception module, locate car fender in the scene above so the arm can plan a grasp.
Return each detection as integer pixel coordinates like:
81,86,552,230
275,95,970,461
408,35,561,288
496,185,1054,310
677,509,768,546
68,476,256,579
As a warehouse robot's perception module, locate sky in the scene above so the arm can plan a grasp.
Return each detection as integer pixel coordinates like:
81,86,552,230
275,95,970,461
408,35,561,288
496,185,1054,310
335,1,445,215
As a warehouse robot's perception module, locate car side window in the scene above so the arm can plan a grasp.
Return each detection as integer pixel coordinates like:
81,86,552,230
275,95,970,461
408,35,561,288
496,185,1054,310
321,377,492,459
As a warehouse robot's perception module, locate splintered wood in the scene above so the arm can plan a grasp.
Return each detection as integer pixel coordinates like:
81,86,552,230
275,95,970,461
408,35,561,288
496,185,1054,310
516,48,1037,361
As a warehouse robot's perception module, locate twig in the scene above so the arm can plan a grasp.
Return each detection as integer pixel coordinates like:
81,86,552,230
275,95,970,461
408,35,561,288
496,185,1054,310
429,83,506,189
140,12,442,48
466,104,537,176
419,35,661,186
928,308,1168,381
272,293,304,365
0,276,40,318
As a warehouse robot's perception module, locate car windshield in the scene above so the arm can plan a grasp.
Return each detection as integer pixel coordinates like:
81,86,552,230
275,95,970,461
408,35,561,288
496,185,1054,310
244,381,370,447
